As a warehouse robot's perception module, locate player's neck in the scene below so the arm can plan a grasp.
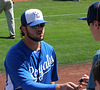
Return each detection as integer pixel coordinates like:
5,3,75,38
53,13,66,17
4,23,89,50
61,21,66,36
22,38,41,51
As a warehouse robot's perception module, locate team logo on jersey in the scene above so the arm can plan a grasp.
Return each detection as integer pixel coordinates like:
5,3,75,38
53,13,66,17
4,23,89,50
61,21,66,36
29,55,54,82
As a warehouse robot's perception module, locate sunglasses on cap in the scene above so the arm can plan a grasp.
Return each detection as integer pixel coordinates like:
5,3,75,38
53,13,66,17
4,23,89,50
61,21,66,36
30,23,45,29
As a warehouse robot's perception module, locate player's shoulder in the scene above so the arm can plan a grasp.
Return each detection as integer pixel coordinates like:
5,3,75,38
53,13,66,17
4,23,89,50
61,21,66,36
7,40,27,55
95,49,100,55
9,40,23,50
41,41,54,49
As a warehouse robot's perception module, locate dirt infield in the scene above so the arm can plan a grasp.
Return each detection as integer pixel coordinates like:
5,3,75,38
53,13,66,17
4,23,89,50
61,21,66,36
0,62,92,90
56,62,92,89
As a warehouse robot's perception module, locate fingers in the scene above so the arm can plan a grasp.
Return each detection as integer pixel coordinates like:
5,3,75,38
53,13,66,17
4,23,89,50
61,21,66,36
67,82,79,90
66,83,74,90
81,82,88,86
56,82,79,90
82,74,89,80
79,74,89,84
78,74,89,89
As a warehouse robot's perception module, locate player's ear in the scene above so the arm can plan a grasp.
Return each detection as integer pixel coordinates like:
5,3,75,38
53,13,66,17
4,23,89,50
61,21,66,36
95,80,100,86
20,26,27,34
94,21,99,30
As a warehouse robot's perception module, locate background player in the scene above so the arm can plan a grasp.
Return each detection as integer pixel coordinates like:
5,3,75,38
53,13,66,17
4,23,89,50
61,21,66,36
0,0,15,39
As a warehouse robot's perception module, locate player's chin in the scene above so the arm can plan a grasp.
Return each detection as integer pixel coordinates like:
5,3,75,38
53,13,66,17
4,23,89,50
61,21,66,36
39,36,44,40
37,37,44,41
40,38,44,41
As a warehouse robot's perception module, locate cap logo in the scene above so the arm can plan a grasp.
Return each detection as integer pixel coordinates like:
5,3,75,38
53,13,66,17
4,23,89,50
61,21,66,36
34,11,40,19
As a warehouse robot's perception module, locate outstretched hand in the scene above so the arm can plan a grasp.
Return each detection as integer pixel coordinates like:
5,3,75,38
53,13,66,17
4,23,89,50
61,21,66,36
56,82,79,90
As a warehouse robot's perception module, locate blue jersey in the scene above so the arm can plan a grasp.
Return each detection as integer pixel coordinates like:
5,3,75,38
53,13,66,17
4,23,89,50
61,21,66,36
4,40,59,90
87,50,100,89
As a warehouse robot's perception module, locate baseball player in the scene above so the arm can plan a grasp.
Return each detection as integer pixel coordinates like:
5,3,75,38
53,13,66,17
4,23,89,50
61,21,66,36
78,1,100,90
0,0,15,39
4,9,79,90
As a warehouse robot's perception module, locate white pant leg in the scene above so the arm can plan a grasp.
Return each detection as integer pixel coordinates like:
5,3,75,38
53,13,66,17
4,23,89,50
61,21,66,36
4,0,15,36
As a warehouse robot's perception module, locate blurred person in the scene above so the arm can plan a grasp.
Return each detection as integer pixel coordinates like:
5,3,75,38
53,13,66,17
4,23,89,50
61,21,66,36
78,1,100,90
4,9,79,90
92,60,100,90
0,0,15,39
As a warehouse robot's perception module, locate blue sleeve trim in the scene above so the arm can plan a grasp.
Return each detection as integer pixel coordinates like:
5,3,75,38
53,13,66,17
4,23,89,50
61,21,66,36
21,81,57,90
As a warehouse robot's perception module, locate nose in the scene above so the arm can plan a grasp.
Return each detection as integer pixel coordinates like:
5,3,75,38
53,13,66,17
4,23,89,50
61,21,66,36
37,27,44,31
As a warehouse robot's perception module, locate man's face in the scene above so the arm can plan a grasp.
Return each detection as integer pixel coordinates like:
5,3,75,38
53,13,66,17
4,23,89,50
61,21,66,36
89,21,100,41
25,23,45,42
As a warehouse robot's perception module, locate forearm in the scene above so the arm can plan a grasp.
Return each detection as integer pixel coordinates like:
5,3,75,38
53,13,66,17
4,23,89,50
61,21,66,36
21,81,57,90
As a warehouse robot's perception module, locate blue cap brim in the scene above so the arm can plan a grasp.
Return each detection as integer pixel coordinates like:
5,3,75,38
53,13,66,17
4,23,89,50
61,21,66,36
78,16,87,20
27,20,48,26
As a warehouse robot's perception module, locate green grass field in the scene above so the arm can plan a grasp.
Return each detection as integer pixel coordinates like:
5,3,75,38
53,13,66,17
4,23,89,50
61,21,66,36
0,0,99,71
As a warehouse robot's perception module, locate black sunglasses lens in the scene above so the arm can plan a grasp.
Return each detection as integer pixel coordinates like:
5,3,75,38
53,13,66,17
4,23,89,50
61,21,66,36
40,23,45,27
31,26,37,29
31,23,45,29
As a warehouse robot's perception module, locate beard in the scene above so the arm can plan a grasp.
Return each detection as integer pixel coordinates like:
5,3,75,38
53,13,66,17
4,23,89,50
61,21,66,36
27,34,44,42
27,30,44,42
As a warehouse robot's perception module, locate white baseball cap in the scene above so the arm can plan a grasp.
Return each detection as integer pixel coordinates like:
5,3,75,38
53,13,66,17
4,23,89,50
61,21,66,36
21,9,48,26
